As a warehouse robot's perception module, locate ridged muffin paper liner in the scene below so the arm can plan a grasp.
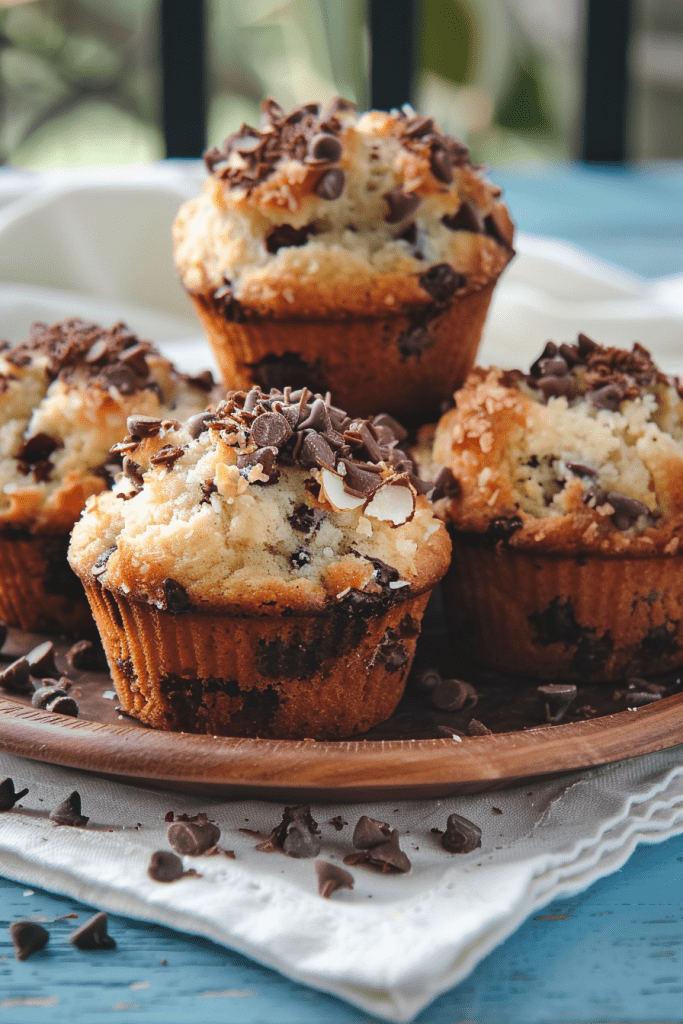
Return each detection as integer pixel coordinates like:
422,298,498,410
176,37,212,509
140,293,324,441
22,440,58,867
0,535,93,635
1,747,683,1020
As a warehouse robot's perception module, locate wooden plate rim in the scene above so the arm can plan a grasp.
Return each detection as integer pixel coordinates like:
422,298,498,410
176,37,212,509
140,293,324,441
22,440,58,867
0,691,682,793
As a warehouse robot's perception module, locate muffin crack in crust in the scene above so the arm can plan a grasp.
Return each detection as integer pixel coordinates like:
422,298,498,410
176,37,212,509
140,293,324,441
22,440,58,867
433,334,683,557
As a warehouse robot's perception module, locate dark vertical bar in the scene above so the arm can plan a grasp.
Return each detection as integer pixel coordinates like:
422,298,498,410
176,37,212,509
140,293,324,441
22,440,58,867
370,0,415,110
161,0,206,158
582,0,632,162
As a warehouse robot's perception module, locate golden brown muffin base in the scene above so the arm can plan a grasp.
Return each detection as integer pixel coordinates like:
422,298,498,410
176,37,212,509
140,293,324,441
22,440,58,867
446,537,683,680
189,283,495,419
0,534,93,634
84,583,431,739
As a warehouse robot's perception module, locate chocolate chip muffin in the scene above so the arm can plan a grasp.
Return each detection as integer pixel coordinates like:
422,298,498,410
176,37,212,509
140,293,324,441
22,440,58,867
68,386,451,738
432,333,683,680
173,97,514,420
0,318,218,632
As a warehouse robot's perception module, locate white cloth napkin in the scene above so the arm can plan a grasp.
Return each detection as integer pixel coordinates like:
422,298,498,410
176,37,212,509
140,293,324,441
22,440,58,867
1,165,683,1022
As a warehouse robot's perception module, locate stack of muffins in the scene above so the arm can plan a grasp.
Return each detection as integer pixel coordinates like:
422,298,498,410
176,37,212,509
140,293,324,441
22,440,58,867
10,96,681,742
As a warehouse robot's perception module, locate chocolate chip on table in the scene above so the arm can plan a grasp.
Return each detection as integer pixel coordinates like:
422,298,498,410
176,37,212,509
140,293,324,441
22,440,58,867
383,187,421,224
66,639,104,672
26,641,58,679
49,791,89,827
126,414,162,438
255,805,321,856
468,719,493,736
415,667,441,692
352,815,392,850
315,168,345,200
0,777,29,810
315,860,354,898
167,812,220,857
441,813,482,854
45,694,79,717
282,824,321,858
349,830,411,873
605,492,653,531
69,912,116,950
432,678,478,712
9,920,49,961
32,684,68,710
148,850,184,883
537,683,577,724
0,657,32,693
328,815,347,831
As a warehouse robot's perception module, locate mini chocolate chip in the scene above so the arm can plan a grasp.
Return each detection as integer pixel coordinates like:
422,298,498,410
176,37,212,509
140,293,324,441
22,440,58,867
537,683,577,724
49,791,89,827
92,546,116,577
238,446,279,482
283,824,321,859
441,813,482,853
432,678,478,712
0,778,29,810
98,363,138,395
307,132,343,163
328,815,347,831
578,332,599,355
430,146,453,183
16,432,60,463
148,850,184,883
167,813,220,856
384,187,421,224
565,461,598,479
627,691,663,707
66,639,102,671
405,115,435,137
299,432,335,469
442,201,485,233
365,830,411,873
535,375,572,400
9,921,49,961
265,224,310,254
45,694,79,717
120,345,148,375
288,503,326,534
251,411,292,447
587,383,622,411
32,685,68,710
162,578,190,614
419,263,465,302
315,860,354,898
297,397,331,434
126,415,162,438
0,657,31,693
371,413,408,442
69,912,116,950
416,667,441,692
315,167,345,199
431,466,461,501
26,641,58,679
122,456,143,488
468,719,493,736
605,492,653,531
187,412,216,439
538,356,569,377
353,815,392,849
187,369,215,391
339,459,382,497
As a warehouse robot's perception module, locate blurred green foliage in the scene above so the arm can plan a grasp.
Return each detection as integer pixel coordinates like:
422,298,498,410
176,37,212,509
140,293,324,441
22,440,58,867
0,0,572,168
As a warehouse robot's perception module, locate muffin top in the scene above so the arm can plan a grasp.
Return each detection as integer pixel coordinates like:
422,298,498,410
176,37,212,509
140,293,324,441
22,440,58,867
0,318,219,535
173,98,514,318
432,333,683,556
68,386,451,616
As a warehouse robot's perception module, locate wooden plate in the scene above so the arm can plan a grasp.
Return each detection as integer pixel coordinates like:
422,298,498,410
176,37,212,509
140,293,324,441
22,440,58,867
0,624,682,800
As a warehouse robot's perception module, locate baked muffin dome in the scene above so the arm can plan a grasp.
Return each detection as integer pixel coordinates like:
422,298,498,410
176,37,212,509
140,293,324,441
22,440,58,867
69,386,451,737
433,334,683,679
0,318,218,632
173,98,514,418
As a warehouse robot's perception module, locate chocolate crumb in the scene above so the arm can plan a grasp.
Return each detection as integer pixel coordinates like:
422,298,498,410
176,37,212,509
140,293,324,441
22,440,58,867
163,811,175,823
148,850,184,883
315,860,354,898
32,685,68,710
49,791,89,827
167,812,221,856
468,719,492,736
492,807,502,815
9,920,49,961
282,824,321,858
0,657,32,693
441,813,482,853
0,777,29,811
255,805,321,856
328,815,347,831
69,912,116,950
432,677,478,712
354,830,412,873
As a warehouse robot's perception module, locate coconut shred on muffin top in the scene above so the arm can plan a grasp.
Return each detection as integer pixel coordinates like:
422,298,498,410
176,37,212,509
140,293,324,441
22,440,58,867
432,333,683,555
69,387,451,615
173,97,513,318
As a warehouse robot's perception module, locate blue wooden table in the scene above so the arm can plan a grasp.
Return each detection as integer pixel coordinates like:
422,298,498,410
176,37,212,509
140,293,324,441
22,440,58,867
2,162,683,1024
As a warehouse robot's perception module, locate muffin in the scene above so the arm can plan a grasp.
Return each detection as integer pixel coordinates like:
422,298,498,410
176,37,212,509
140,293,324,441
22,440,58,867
0,318,218,633
431,333,683,680
173,97,514,420
68,386,451,738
